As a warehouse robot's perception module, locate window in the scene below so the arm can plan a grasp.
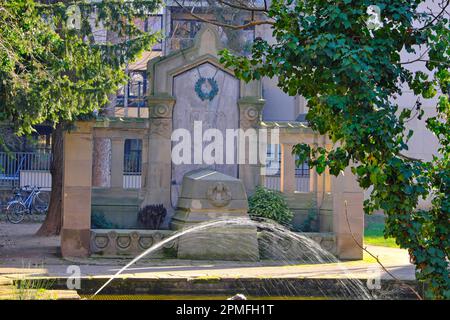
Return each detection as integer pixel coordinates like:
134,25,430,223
133,15,163,51
117,71,147,108
295,155,310,177
146,15,163,51
265,144,281,176
129,73,145,98
123,139,142,189
168,19,202,51
169,17,256,55
124,139,142,174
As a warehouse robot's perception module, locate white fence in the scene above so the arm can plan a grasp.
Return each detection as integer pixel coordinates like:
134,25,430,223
0,152,51,189
20,171,52,190
123,174,141,189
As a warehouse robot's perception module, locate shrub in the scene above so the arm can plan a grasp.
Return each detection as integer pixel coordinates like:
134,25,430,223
248,186,293,227
299,208,318,232
137,204,167,229
91,213,118,229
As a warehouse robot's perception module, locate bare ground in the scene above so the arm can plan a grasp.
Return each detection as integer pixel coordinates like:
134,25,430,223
0,222,61,263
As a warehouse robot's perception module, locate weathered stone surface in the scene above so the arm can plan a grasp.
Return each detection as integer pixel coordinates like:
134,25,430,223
61,228,91,258
61,125,94,258
176,227,260,261
90,229,177,258
171,169,249,230
171,169,259,261
258,231,337,261
171,62,239,206
332,166,364,260
145,25,264,221
91,188,141,229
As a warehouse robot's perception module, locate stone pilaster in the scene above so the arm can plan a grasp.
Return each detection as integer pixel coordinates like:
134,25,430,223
142,94,176,221
61,121,94,258
110,137,124,188
331,166,364,260
280,143,296,193
237,97,265,195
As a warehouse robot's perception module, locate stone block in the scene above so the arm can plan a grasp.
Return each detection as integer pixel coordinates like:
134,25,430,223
170,169,259,261
62,187,91,229
177,226,259,261
61,228,90,258
90,229,177,258
335,233,363,260
64,160,93,187
333,191,364,260
258,231,336,261
176,169,247,201
64,134,93,162
319,209,333,232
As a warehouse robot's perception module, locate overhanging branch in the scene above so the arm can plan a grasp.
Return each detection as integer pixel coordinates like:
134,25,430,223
172,0,274,30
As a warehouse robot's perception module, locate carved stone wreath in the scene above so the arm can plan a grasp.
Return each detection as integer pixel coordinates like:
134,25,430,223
206,182,232,207
195,77,219,101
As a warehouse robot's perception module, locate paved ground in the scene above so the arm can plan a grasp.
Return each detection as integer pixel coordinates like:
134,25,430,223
0,222,416,283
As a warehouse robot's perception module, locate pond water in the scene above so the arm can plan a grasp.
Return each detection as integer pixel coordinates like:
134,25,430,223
84,294,327,300
91,218,373,300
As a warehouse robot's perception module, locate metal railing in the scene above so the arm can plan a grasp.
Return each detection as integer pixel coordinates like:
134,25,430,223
123,153,142,189
263,158,310,192
263,176,310,193
0,152,52,189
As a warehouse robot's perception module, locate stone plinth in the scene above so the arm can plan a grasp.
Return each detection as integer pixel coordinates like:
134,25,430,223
258,231,336,261
90,229,177,258
170,169,259,261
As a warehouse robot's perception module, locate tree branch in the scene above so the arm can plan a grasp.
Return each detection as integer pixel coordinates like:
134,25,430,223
417,0,450,30
216,0,269,13
397,152,422,162
399,48,430,65
172,0,274,30
344,201,423,300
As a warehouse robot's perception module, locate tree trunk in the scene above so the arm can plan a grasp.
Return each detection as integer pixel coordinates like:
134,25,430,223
36,122,64,236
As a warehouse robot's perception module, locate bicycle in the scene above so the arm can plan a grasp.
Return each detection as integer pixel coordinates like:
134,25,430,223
6,185,50,224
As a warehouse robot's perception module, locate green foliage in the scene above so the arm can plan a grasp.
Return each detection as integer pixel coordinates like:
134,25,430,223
91,212,118,229
221,0,449,298
248,186,293,226
299,208,318,232
0,0,161,139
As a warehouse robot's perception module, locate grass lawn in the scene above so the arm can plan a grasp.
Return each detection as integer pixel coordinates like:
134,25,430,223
364,216,399,248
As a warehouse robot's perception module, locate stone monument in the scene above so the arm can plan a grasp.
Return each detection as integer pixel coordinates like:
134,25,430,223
171,169,259,261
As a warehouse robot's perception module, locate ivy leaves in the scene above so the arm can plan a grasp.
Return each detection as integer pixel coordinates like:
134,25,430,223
221,0,449,299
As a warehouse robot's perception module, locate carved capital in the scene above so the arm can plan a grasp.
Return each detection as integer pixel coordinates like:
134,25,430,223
238,97,265,129
148,94,176,119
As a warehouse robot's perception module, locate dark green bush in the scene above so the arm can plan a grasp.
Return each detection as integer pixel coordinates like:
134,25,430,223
248,186,293,227
91,212,118,229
